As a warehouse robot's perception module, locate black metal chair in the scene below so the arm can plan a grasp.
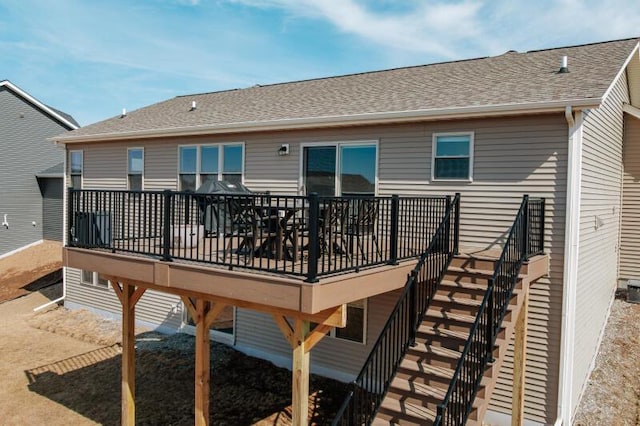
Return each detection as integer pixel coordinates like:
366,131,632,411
345,198,382,262
319,199,350,259
223,196,262,264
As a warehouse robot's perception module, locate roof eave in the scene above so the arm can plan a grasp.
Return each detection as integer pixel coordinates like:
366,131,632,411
52,98,601,144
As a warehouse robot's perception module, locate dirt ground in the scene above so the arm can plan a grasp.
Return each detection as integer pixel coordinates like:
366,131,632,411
0,284,347,426
0,240,62,302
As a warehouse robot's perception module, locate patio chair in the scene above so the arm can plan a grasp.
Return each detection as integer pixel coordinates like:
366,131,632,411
222,196,262,264
345,198,382,262
319,199,350,259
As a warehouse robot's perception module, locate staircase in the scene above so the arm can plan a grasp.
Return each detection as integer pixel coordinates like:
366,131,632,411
375,252,547,425
332,195,547,426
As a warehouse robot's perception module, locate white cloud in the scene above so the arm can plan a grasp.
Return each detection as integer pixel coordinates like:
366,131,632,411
228,0,640,58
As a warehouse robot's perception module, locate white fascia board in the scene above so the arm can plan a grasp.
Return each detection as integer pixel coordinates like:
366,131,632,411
52,98,600,144
557,108,584,425
0,80,79,130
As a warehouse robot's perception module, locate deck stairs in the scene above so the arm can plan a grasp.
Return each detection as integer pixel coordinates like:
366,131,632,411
373,251,545,425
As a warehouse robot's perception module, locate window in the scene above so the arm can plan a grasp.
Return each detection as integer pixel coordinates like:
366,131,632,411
179,144,244,190
432,133,473,181
128,148,144,191
302,142,377,196
81,270,109,288
313,299,367,344
179,146,197,191
69,150,83,189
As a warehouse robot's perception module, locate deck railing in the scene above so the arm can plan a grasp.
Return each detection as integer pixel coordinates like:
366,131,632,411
67,189,453,282
434,195,545,425
332,194,460,425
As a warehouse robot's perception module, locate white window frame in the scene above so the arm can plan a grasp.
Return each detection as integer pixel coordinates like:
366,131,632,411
298,140,379,196
127,147,144,191
431,132,474,182
177,143,245,190
69,150,83,189
80,270,109,289
331,299,368,344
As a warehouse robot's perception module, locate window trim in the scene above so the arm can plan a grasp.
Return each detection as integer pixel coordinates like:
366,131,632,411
80,270,109,289
298,140,379,196
127,147,144,191
69,150,83,189
177,143,245,190
331,299,368,345
431,132,474,182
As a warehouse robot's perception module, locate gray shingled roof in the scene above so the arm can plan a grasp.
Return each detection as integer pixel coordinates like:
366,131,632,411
57,38,639,142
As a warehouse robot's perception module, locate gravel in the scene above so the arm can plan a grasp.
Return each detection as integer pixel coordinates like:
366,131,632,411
573,290,640,425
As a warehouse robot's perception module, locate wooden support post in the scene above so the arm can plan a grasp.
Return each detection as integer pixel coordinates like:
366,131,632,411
189,298,228,426
292,319,311,426
112,280,146,426
512,289,529,426
195,299,211,426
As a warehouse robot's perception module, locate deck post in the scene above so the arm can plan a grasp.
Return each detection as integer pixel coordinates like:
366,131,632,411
195,299,212,426
121,282,136,426
512,287,529,426
292,319,311,426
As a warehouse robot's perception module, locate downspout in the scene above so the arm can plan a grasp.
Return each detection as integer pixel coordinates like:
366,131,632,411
555,106,583,425
34,141,67,312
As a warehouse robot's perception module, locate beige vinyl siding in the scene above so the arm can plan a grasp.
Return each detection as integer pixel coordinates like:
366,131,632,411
620,114,640,279
64,115,568,423
65,267,184,332
572,73,629,413
235,289,400,379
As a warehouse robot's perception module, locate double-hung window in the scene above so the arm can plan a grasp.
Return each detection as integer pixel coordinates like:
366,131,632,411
127,148,144,191
432,133,474,181
81,270,109,288
179,144,244,190
69,150,83,189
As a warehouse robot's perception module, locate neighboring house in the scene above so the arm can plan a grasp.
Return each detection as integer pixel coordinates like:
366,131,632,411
53,37,640,425
0,80,79,257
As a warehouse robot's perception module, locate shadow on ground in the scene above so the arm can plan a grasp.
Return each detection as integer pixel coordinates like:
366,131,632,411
25,332,347,425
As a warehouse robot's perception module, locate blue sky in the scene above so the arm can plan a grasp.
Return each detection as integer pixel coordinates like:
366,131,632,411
1,0,639,126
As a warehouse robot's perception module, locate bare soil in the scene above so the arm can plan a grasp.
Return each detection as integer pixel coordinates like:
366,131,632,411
573,290,640,425
0,240,62,302
0,285,347,425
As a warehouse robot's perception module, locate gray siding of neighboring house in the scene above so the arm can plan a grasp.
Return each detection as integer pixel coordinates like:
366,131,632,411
0,87,69,255
572,73,629,414
65,113,568,423
38,177,63,241
620,114,640,280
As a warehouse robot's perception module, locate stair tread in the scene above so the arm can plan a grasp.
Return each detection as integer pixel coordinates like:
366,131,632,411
409,343,463,360
389,376,447,400
432,293,483,307
418,325,470,340
378,397,437,422
425,308,477,324
447,265,494,276
440,279,488,291
400,358,456,379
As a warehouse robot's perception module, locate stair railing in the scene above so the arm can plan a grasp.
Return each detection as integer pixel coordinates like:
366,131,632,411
435,195,545,425
332,193,460,425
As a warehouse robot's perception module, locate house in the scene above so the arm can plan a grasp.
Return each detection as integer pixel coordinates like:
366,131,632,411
0,80,78,257
52,37,640,425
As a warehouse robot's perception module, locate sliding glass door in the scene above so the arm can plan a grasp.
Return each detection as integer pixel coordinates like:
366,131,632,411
303,143,376,196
